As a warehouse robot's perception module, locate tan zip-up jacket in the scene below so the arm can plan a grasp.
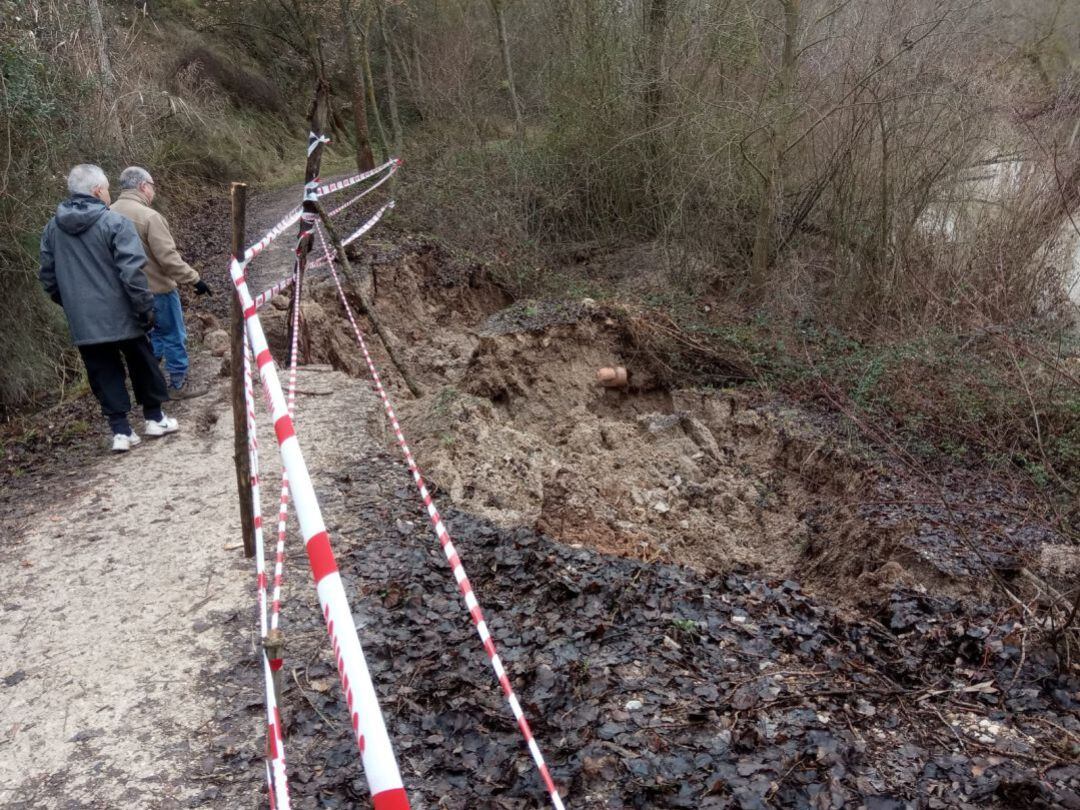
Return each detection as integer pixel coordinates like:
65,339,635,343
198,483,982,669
111,190,199,294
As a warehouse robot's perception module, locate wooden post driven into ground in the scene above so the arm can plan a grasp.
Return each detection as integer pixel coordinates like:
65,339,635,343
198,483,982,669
230,181,285,710
315,201,423,398
230,183,255,559
288,75,331,365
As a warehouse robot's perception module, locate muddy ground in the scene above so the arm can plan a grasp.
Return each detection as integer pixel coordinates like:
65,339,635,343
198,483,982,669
1,180,1078,808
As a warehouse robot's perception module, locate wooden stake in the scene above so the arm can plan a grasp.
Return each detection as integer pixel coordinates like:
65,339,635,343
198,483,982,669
288,75,331,365
315,201,423,398
230,182,255,559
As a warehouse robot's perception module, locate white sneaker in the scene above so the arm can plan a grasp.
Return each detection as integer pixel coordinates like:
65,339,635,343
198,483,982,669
144,415,179,437
112,432,142,453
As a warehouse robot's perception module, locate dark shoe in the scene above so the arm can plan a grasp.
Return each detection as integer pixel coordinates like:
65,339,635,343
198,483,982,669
168,379,209,400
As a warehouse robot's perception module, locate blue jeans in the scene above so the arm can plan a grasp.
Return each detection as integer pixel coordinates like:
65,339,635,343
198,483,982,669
151,290,188,387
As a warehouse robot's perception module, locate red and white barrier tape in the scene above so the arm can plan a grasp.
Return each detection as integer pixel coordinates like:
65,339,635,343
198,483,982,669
244,208,302,263
325,160,400,218
231,255,411,810
270,263,303,646
315,158,399,199
339,200,396,248
308,201,396,271
253,275,296,311
264,175,318,665
315,225,566,810
241,159,398,264
244,331,291,810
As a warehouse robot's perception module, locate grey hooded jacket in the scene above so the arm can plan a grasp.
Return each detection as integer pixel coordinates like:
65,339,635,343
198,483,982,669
39,194,153,346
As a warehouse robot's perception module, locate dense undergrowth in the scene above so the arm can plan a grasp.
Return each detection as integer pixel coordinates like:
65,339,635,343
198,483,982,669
397,142,1080,511
383,0,1080,512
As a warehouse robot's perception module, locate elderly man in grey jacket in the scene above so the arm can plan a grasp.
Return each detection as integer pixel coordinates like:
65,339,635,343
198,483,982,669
39,164,180,452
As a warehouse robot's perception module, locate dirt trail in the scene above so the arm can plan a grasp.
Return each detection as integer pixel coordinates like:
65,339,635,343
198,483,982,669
0,175,409,808
0,378,258,807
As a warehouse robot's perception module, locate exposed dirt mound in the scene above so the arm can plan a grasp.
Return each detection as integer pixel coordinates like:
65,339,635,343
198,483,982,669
260,235,1071,606
258,234,510,386
401,318,860,578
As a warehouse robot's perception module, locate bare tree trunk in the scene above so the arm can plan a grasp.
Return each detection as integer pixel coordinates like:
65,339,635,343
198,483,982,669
341,0,375,172
360,4,390,161
86,0,114,85
871,86,891,271
412,35,424,98
750,0,800,299
376,0,404,157
329,103,352,146
642,0,669,128
85,0,122,145
288,0,322,75
489,0,525,138
388,28,416,98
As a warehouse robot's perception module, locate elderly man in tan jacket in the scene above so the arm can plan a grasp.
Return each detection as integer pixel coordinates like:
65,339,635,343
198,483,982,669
112,166,211,397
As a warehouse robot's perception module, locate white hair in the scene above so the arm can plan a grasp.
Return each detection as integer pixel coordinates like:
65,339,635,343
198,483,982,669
67,164,109,196
119,166,153,190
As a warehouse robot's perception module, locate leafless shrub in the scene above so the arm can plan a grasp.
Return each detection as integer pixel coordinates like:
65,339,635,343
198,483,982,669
392,0,1080,334
0,1,298,409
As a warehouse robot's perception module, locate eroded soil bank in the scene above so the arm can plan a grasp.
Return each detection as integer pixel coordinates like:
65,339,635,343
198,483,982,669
275,234,1075,610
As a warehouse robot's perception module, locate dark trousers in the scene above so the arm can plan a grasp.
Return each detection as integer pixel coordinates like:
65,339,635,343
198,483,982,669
78,337,168,435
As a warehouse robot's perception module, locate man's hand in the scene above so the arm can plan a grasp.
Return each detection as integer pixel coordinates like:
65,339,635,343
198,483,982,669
140,309,156,332
194,280,213,296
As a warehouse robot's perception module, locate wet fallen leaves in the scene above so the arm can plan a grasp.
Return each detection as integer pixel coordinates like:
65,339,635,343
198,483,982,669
200,450,1080,809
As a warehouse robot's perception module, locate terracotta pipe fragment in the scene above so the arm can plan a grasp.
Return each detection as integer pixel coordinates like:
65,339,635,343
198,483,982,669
597,366,628,387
